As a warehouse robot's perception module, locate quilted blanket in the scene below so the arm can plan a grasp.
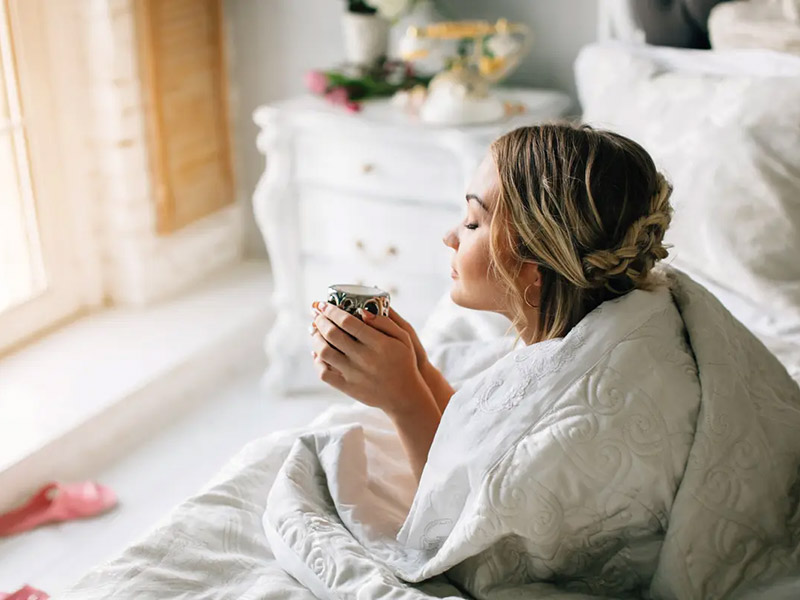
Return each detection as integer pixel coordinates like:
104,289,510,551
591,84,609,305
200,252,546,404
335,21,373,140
262,269,800,600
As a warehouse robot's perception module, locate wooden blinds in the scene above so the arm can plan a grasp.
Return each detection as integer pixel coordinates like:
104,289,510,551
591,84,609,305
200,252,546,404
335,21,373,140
134,0,234,234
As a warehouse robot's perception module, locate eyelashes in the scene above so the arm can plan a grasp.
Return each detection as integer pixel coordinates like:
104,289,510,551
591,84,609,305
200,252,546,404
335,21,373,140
463,223,478,230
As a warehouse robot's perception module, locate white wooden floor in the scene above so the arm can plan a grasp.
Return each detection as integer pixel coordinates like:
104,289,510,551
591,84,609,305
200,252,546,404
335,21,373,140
0,362,346,596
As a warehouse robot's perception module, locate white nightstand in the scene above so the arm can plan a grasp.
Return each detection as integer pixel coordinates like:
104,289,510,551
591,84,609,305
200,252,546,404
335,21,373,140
253,88,571,394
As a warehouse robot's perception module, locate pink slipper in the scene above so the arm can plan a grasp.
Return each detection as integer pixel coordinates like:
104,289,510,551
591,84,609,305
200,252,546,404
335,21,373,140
0,481,117,537
0,585,49,599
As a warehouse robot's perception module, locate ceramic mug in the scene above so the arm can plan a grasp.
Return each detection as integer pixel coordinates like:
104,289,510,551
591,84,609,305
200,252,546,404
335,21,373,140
326,284,390,320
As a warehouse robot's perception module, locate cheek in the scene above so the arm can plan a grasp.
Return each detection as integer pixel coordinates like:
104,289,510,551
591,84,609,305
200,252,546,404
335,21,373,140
458,235,492,279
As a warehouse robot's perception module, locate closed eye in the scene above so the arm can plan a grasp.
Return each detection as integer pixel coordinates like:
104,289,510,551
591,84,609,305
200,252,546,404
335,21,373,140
464,223,478,230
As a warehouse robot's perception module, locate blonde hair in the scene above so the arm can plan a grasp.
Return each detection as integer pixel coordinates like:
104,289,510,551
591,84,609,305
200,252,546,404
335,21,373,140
488,123,673,344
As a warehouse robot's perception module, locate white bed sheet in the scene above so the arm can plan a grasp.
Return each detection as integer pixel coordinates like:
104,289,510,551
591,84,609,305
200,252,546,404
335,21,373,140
58,401,470,600
58,419,320,599
56,424,314,600
59,285,800,599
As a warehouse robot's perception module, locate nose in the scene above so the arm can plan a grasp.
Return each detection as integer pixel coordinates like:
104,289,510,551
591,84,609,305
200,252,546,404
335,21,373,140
442,227,458,250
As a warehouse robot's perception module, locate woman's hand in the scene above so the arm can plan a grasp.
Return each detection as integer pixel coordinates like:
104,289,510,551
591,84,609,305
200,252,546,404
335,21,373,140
385,306,456,415
310,301,434,420
310,300,443,480
387,307,429,371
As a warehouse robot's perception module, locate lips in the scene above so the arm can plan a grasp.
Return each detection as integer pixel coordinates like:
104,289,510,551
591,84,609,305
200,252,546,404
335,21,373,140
450,268,458,279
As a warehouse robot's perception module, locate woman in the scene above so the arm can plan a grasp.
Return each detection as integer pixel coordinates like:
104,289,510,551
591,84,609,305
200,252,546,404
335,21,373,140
296,123,799,599
309,123,673,481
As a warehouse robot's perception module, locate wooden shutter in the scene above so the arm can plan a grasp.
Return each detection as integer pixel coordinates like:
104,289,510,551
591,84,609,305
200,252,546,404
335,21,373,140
134,0,234,234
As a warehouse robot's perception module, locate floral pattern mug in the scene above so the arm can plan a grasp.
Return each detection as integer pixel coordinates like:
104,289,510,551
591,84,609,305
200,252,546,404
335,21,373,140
326,284,391,320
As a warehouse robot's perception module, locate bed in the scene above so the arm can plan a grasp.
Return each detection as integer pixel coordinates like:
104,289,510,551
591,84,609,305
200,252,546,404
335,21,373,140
61,3,800,599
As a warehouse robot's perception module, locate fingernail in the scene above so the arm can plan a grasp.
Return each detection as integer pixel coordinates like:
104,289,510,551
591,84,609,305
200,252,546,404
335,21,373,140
308,323,316,335
318,301,327,312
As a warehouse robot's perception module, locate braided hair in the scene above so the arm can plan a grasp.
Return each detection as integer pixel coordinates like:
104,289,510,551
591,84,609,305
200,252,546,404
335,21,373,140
488,123,673,342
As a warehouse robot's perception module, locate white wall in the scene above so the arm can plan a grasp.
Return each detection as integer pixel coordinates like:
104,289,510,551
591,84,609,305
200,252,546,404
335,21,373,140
225,1,344,256
225,0,597,256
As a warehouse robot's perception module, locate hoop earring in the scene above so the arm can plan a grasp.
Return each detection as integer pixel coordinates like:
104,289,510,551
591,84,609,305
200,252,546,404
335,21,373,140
523,284,539,309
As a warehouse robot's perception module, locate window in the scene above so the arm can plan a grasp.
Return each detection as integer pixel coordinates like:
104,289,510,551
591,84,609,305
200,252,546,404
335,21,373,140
0,0,239,354
0,12,46,313
0,0,90,355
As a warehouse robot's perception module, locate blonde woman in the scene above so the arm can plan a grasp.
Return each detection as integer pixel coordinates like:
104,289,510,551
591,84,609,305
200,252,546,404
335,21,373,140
310,123,673,480
302,123,800,598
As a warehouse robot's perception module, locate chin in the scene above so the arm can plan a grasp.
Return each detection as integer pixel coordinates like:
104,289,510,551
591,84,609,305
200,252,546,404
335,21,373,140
449,284,465,307
449,284,477,310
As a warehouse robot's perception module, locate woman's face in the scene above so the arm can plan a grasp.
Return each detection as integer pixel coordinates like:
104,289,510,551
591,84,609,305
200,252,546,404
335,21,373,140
442,154,510,315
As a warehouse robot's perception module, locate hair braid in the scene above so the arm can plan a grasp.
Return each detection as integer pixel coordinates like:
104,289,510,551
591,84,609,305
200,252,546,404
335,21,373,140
582,174,673,292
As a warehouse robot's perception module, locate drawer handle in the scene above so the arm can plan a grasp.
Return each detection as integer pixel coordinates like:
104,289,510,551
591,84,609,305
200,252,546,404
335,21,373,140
361,163,375,174
354,239,399,263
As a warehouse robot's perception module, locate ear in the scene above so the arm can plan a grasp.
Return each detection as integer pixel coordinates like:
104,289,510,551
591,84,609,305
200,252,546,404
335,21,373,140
520,260,542,289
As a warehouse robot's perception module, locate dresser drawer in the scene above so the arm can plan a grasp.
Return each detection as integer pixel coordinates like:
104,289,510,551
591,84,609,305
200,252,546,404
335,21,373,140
293,130,463,204
299,187,459,279
302,259,450,329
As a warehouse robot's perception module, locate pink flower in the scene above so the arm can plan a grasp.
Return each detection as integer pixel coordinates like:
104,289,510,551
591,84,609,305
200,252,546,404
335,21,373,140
304,70,328,95
325,86,350,106
322,86,361,112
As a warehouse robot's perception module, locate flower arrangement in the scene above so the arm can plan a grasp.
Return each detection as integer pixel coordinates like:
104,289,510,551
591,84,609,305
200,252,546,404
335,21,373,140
305,59,431,112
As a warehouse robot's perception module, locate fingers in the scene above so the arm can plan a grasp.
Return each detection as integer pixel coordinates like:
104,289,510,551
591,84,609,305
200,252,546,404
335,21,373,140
388,306,408,326
386,307,426,367
388,306,414,334
312,350,346,387
313,308,363,356
361,310,410,343
311,329,349,372
315,301,380,347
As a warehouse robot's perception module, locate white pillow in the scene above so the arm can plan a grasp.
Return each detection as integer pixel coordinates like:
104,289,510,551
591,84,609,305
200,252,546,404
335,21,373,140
576,42,800,335
589,40,800,77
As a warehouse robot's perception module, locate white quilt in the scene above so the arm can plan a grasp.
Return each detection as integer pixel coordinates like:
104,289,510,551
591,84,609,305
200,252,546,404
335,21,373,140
62,269,800,599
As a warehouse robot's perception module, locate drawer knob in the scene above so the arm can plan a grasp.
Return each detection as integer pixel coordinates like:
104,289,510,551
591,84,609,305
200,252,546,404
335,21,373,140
361,163,375,174
354,239,399,263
